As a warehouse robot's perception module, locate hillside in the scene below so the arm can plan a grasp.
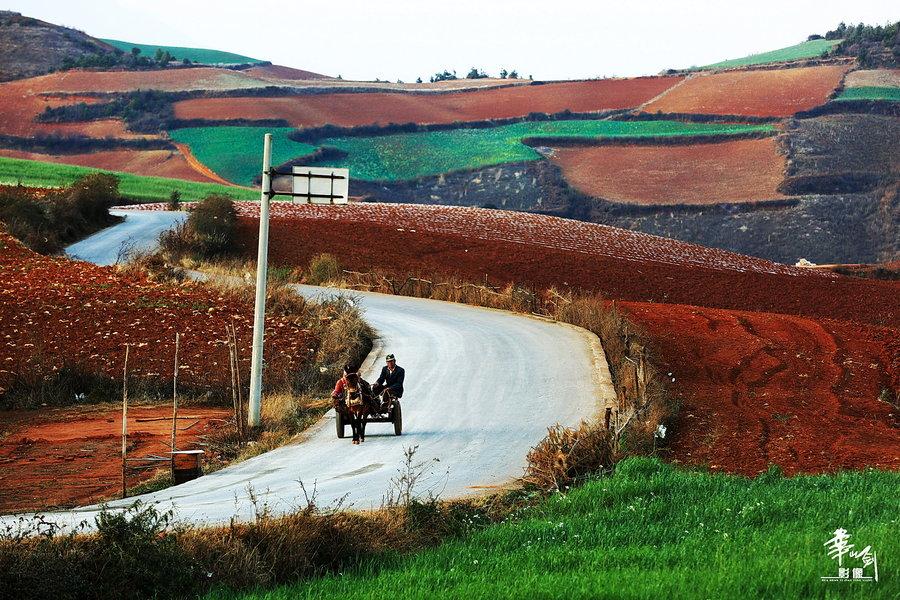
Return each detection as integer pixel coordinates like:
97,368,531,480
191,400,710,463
0,11,116,81
101,38,265,65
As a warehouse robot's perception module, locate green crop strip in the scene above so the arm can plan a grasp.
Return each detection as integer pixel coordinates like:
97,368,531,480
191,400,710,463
699,38,841,70
101,39,264,65
836,86,900,101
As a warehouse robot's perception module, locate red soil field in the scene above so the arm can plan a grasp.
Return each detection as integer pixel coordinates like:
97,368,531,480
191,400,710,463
211,203,897,475
0,230,312,398
0,405,230,512
643,65,849,117
624,303,898,475
552,137,788,204
0,148,219,182
172,77,684,127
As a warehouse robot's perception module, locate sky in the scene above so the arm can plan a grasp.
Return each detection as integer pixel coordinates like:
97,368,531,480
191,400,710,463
5,1,898,81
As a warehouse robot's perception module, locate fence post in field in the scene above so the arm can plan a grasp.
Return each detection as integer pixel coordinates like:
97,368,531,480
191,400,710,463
121,343,130,500
171,333,181,467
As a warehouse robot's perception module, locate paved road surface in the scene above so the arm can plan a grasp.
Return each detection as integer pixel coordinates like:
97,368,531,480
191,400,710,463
2,212,615,531
66,209,186,265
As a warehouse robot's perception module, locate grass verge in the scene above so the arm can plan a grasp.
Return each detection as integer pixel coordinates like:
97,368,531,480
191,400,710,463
207,457,899,599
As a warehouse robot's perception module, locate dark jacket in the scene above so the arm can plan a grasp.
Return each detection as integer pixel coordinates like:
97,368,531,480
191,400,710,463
375,365,405,397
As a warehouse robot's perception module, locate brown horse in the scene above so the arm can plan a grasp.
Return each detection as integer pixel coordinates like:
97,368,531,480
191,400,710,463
342,373,376,444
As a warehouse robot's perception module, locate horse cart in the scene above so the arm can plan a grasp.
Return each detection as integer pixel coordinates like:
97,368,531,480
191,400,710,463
336,391,402,438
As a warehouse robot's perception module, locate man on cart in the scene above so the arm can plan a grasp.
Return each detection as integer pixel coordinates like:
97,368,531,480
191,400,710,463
372,354,405,412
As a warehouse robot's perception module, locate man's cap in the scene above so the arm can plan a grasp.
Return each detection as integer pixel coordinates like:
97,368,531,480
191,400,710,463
385,354,396,362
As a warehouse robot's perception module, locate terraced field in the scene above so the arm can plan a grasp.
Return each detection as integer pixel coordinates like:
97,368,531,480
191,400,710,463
0,155,257,201
172,76,683,127
551,137,787,205
172,121,774,184
0,148,217,182
698,38,841,69
644,65,848,117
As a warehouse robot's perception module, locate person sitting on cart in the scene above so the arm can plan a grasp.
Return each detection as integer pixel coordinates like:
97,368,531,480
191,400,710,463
372,354,405,411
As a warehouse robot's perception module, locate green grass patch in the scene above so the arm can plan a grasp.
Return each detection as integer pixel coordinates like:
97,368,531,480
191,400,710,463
836,86,900,101
173,121,774,185
0,156,259,202
209,458,900,599
700,38,841,70
101,38,264,65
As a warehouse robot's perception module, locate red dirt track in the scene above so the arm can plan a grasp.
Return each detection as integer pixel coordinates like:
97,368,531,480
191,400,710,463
0,405,230,512
643,65,848,117
552,137,788,204
194,202,898,476
172,77,683,127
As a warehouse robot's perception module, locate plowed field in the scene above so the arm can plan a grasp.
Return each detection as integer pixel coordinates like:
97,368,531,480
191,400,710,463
0,230,310,398
643,65,848,117
624,303,899,475
0,405,230,512
0,148,217,182
172,77,683,127
552,137,787,204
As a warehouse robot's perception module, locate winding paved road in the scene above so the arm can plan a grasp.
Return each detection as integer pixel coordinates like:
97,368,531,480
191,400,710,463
4,211,615,531
66,209,186,265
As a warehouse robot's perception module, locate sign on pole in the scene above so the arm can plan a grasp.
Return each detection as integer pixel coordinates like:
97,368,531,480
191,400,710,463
291,166,350,204
247,134,350,429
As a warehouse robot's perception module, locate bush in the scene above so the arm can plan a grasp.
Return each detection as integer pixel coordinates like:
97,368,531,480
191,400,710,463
306,253,341,285
167,189,181,211
188,194,237,257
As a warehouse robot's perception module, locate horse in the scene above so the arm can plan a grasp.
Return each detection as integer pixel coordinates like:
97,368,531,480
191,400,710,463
341,372,376,444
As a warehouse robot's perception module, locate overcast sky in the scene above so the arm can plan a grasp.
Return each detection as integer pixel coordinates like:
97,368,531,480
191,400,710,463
6,1,898,80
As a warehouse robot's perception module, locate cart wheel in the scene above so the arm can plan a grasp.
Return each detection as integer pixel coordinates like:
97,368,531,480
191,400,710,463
336,410,346,438
392,402,402,436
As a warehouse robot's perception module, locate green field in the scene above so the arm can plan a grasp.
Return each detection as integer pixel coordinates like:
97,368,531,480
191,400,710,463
101,38,265,65
700,38,841,70
170,127,316,188
172,121,774,185
210,458,899,600
0,156,259,202
836,86,900,101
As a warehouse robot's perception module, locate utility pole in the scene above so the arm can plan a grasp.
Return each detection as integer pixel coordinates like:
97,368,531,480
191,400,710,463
247,133,272,428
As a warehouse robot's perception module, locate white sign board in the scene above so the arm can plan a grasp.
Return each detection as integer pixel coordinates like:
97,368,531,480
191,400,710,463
291,166,350,204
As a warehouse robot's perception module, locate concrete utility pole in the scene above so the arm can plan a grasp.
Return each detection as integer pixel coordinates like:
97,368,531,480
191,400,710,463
248,133,272,428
